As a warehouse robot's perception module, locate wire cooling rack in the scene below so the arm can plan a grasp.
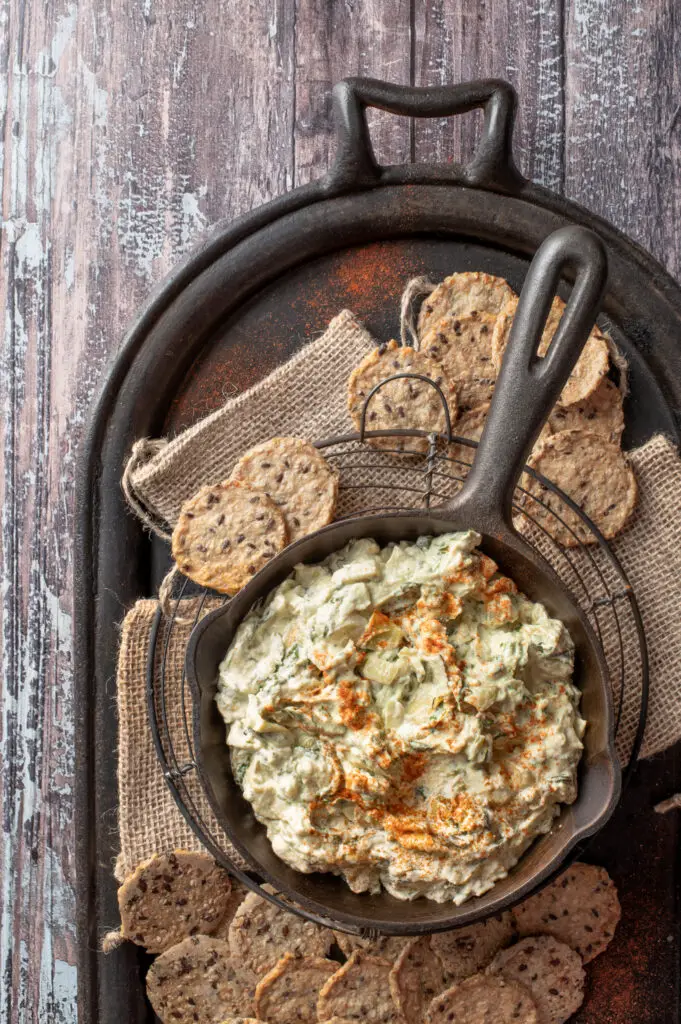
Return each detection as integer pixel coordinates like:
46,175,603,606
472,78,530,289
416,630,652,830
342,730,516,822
146,375,648,908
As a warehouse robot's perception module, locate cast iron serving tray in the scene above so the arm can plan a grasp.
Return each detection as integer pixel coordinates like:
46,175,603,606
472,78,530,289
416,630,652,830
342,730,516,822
75,78,681,1023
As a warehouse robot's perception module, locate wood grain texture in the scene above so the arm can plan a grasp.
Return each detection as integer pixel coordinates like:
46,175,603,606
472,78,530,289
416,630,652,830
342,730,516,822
294,0,412,184
565,0,681,278
413,0,565,190
0,0,679,1021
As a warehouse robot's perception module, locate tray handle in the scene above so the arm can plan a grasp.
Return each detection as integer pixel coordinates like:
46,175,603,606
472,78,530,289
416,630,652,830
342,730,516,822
325,76,525,193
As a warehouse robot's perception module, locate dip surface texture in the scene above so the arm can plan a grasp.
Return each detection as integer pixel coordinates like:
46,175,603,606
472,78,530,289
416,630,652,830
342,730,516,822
217,532,584,903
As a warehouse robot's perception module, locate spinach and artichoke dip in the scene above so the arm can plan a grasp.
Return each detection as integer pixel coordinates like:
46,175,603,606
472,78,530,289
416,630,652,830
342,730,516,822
217,531,585,904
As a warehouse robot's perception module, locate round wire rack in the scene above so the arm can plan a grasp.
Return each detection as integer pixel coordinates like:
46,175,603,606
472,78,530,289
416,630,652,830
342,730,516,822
147,376,648,926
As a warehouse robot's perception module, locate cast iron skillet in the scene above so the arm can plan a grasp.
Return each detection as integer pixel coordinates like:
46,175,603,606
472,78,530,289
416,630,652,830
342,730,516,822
186,224,621,933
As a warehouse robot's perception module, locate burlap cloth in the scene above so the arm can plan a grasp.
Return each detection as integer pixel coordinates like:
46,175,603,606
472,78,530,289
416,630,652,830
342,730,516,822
115,310,681,877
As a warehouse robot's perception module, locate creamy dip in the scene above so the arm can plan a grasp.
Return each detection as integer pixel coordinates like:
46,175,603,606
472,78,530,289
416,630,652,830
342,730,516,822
217,531,585,903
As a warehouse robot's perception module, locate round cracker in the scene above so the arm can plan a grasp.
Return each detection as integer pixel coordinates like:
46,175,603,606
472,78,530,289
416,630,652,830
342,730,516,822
421,312,499,412
492,295,610,408
317,952,401,1024
229,437,338,543
213,877,249,942
347,340,455,452
146,935,255,1024
254,952,338,1024
426,973,537,1024
430,911,516,984
526,429,637,546
548,377,624,443
390,937,447,1024
118,850,233,954
332,931,411,962
172,480,288,594
228,891,333,977
513,862,621,963
488,935,585,1024
417,272,517,336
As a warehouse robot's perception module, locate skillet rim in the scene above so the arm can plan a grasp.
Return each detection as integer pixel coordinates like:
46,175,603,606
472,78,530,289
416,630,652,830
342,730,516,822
186,504,622,934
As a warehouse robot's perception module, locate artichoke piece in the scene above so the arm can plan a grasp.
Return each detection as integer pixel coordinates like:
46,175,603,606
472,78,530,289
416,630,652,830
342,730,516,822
361,650,406,684
358,610,405,650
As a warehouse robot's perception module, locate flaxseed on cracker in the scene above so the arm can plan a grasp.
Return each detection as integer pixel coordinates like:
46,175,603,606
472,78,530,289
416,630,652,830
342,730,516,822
228,891,333,977
172,480,287,594
347,340,455,452
417,272,517,337
317,952,403,1024
389,937,447,1024
118,850,233,954
421,312,499,412
488,935,585,1024
425,973,537,1024
513,863,621,963
146,935,254,1024
548,377,624,444
229,437,338,543
254,952,338,1024
492,295,610,408
332,931,411,961
430,912,515,984
526,429,638,545
218,1020,263,1024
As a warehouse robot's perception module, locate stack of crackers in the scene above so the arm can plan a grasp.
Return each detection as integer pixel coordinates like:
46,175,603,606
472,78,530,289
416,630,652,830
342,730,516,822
115,851,620,1024
171,438,339,594
347,272,638,547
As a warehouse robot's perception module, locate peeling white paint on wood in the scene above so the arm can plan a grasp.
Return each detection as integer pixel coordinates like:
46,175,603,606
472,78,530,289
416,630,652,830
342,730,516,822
0,1,678,1021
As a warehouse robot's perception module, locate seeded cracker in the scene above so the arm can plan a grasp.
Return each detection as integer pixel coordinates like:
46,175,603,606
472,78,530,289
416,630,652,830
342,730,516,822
488,935,585,1024
347,340,455,452
426,973,538,1024
548,377,624,444
430,911,515,984
513,863,621,963
390,937,447,1024
172,480,287,594
146,935,255,1024
117,851,233,954
317,952,404,1024
230,437,338,543
417,272,517,337
212,877,249,942
228,890,332,977
421,312,499,412
254,952,338,1024
492,295,609,408
332,931,411,961
526,429,638,545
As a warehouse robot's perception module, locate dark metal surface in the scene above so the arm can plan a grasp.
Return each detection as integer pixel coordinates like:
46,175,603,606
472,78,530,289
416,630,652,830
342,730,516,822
74,78,681,1021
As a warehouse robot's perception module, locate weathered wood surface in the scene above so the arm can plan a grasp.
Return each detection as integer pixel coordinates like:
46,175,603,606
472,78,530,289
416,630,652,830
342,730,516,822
1,1,679,1020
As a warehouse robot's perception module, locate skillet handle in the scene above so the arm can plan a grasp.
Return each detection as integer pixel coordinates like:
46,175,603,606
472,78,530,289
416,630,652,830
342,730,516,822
452,225,608,529
325,77,525,193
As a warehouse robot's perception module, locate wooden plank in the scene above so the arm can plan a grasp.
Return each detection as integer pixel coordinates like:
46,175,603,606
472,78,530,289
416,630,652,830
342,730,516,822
0,1,295,1021
564,0,681,278
412,0,565,191
293,0,412,186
